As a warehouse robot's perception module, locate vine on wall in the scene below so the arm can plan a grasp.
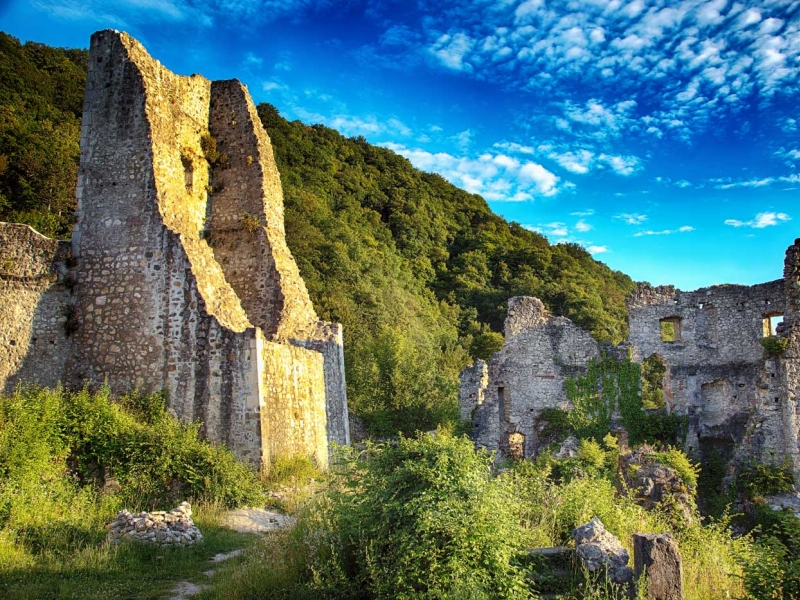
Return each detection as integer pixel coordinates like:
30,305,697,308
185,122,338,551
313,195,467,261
565,354,680,445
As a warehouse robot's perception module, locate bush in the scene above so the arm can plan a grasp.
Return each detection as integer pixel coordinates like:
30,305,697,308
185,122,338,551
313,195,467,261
652,447,699,488
760,336,788,357
0,386,265,515
299,430,530,599
739,460,795,498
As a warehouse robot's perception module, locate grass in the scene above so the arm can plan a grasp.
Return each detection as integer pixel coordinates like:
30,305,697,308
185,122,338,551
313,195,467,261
0,503,260,599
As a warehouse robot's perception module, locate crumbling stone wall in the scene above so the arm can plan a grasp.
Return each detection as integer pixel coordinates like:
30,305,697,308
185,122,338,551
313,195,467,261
462,240,800,483
0,30,347,470
467,297,600,457
627,273,793,471
0,223,72,392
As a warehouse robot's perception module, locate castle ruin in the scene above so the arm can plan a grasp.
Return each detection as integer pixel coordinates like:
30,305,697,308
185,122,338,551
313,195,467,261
0,30,348,470
461,239,800,479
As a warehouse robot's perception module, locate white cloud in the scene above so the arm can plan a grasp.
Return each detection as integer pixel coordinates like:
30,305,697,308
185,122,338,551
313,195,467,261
381,142,562,200
615,213,648,225
633,226,694,237
575,220,592,232
429,32,475,71
571,209,595,217
724,211,791,228
587,245,608,254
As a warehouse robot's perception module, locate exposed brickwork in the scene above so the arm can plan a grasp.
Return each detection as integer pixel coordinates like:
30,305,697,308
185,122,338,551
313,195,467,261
0,30,348,470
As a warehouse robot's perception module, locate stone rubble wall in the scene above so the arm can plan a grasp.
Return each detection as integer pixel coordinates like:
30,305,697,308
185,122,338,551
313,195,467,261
471,297,600,458
0,223,72,393
458,359,488,422
462,240,800,483
108,501,202,546
0,29,348,471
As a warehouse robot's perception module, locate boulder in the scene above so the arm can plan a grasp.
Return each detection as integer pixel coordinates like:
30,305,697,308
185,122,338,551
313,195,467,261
572,517,634,593
108,501,202,546
633,533,684,600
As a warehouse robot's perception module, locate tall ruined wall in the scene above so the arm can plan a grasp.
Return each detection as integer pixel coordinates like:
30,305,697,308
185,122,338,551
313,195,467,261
0,223,72,393
67,30,345,467
628,280,784,367
470,297,600,457
627,278,791,466
778,240,800,480
204,80,349,446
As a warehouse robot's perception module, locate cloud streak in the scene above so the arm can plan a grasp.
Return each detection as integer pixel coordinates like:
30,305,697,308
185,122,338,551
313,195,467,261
725,212,791,228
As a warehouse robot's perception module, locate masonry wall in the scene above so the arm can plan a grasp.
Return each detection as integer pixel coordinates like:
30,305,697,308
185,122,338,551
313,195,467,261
66,29,344,468
0,223,71,393
469,297,600,458
260,333,329,469
626,278,793,467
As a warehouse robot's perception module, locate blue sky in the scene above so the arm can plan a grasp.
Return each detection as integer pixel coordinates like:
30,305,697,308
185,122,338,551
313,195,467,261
2,0,797,290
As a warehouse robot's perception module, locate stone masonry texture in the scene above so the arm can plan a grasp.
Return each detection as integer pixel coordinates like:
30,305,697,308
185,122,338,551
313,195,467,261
462,239,800,484
0,30,349,470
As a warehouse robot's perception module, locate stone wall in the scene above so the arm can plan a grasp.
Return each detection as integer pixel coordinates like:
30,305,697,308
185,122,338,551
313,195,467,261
0,223,72,392
469,297,600,457
0,29,348,470
462,240,800,482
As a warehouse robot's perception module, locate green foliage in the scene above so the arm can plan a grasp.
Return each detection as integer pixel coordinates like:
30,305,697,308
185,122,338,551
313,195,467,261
536,407,572,445
742,504,800,599
640,354,666,409
577,439,606,471
760,335,789,357
0,33,85,237
0,386,264,517
291,431,529,599
200,133,228,168
565,354,681,447
652,447,699,488
739,460,795,498
565,355,642,442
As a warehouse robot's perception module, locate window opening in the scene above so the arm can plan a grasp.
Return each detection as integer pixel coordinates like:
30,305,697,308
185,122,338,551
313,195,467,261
762,314,784,337
660,317,682,343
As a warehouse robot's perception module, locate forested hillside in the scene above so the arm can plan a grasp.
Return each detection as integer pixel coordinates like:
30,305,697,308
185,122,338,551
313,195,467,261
0,33,635,434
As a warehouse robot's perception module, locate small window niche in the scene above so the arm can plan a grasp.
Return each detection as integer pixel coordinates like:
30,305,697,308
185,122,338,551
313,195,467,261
181,154,194,191
660,317,682,343
762,313,784,337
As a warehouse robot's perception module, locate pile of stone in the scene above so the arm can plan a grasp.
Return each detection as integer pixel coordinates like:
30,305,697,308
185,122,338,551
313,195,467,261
108,501,202,546
572,517,634,593
623,446,694,522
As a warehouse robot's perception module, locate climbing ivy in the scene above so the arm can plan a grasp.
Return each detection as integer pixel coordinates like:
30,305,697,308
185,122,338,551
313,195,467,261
565,354,680,445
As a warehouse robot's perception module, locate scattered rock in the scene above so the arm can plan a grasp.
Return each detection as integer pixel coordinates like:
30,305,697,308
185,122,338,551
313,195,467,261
572,517,634,594
107,501,202,546
555,436,580,459
221,508,295,533
169,581,207,600
633,533,684,600
210,548,243,562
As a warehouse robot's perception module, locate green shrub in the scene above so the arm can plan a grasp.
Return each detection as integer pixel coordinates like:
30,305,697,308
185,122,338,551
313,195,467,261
652,447,699,488
739,460,795,498
300,430,530,599
760,336,788,357
578,439,606,471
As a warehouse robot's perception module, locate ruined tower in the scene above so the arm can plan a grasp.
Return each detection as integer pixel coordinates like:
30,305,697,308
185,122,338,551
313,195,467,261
0,30,348,470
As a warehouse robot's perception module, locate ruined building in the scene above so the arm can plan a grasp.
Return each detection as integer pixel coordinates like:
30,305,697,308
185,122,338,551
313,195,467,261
0,30,348,469
461,239,800,479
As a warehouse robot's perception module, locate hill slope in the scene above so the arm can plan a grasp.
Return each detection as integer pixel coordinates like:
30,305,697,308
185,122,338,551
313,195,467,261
0,33,635,434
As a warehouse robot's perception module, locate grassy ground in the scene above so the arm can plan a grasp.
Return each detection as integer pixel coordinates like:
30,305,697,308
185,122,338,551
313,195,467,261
0,505,259,600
